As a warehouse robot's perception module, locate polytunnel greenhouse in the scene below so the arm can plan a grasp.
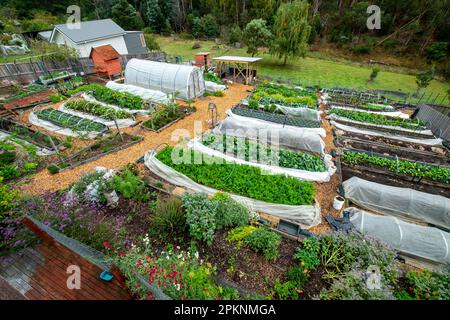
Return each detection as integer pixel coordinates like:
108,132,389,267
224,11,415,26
124,59,205,100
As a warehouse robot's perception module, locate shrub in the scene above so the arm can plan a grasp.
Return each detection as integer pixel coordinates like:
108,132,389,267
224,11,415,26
144,34,161,51
244,226,282,261
111,169,149,201
274,280,299,300
0,177,17,222
294,237,321,271
398,266,450,300
369,66,381,82
23,162,37,171
351,44,372,54
226,225,258,248
0,165,19,180
286,265,310,288
211,192,250,229
149,196,186,240
182,193,217,245
47,164,60,175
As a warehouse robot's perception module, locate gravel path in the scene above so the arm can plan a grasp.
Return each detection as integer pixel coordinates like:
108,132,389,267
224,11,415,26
18,83,252,195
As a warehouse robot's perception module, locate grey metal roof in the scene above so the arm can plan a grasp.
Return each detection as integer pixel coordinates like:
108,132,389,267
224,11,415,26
52,19,125,44
123,31,149,55
37,30,52,41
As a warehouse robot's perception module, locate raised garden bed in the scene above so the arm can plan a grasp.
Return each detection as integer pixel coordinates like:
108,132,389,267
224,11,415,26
232,106,321,128
65,100,133,120
329,101,393,112
141,105,195,132
35,109,107,133
251,83,318,108
328,108,424,130
336,136,450,166
341,149,450,197
39,71,76,85
332,117,433,139
155,146,316,206
1,85,54,110
47,133,143,174
0,118,62,150
201,133,327,172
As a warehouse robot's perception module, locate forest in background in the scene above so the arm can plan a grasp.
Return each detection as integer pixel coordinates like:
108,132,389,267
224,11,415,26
0,0,449,79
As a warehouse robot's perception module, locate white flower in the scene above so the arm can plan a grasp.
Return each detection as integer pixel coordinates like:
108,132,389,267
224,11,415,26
176,246,181,250
194,251,199,260
176,284,181,291
166,256,170,260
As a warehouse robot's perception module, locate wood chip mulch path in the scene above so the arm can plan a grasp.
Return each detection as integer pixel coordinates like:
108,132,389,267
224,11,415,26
18,84,252,195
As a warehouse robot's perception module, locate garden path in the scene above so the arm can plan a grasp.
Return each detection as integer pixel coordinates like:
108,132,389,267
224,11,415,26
18,83,252,195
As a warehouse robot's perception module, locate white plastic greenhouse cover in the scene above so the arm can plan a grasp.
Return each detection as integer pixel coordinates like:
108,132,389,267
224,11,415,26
144,150,321,228
343,177,450,230
213,113,326,154
106,81,170,105
124,59,205,100
347,207,450,264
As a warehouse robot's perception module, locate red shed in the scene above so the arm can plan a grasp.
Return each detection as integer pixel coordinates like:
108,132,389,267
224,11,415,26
89,45,122,78
194,52,211,68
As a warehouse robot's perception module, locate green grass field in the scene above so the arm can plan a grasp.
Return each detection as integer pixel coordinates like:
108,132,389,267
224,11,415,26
156,36,450,105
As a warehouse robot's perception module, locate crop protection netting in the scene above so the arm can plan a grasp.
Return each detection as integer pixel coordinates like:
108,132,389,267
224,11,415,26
330,121,443,146
343,177,450,230
106,81,170,105
346,207,450,264
213,110,326,154
329,105,409,119
144,150,321,228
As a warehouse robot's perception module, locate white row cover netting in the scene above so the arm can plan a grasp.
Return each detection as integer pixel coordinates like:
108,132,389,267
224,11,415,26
28,112,102,139
82,93,152,115
330,121,443,146
329,114,434,136
59,103,136,128
229,109,325,136
0,34,30,55
144,150,321,228
343,177,450,230
241,99,321,122
213,112,326,154
205,81,226,92
106,81,170,105
330,105,409,119
124,59,205,100
347,207,450,264
187,137,336,182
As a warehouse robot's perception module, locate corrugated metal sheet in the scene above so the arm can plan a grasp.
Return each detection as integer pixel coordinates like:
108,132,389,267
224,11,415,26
416,104,450,142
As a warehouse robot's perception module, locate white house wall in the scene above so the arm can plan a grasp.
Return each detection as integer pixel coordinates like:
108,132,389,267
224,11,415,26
51,30,128,58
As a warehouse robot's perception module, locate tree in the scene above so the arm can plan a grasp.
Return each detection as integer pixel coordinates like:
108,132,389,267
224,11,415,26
415,67,435,95
243,19,272,57
143,0,162,32
111,0,143,31
270,0,311,65
229,25,243,45
369,66,381,82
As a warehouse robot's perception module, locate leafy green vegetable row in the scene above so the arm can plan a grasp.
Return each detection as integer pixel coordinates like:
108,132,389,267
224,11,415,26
156,146,316,205
68,83,145,110
342,151,450,183
201,133,327,172
329,108,424,130
65,100,132,120
253,83,317,108
35,109,106,132
142,104,186,131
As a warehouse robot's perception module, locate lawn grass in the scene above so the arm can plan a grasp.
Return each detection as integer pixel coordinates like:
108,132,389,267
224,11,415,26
156,35,450,106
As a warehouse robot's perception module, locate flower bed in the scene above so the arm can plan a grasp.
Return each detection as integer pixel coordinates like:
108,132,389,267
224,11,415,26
232,106,321,128
69,83,146,110
35,109,107,133
141,105,195,132
65,100,133,120
329,108,424,130
342,150,450,183
0,118,62,150
156,146,316,205
201,133,327,172
0,140,39,181
47,134,143,174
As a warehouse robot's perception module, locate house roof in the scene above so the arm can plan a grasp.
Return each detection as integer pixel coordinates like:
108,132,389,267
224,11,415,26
52,19,126,44
123,31,149,55
89,45,120,61
37,30,52,41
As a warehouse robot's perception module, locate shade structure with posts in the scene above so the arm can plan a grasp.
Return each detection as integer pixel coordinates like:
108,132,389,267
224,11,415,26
213,56,262,85
124,58,205,101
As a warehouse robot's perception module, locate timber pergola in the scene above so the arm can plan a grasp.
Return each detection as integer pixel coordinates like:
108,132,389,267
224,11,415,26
213,56,262,85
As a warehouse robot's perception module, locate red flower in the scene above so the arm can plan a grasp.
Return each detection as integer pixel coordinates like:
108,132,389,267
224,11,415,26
146,292,153,300
102,241,111,249
119,252,125,257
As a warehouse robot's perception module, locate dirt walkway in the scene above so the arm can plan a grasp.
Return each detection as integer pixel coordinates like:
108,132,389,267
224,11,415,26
19,83,251,195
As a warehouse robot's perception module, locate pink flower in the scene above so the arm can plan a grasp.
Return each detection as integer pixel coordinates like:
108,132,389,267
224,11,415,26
102,241,111,249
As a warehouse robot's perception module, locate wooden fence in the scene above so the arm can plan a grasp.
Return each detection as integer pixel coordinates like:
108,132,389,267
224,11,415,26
0,51,166,83
416,104,450,142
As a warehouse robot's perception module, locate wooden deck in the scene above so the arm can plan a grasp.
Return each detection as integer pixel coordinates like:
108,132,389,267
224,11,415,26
0,240,132,300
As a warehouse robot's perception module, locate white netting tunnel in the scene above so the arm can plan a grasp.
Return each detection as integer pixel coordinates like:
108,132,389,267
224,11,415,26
106,81,170,105
343,177,450,230
124,59,205,100
346,207,450,264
